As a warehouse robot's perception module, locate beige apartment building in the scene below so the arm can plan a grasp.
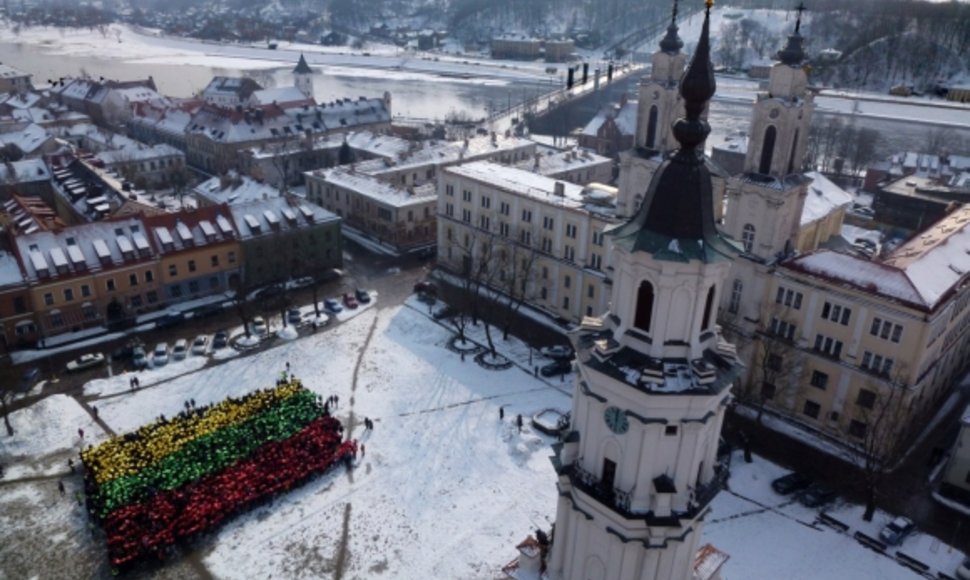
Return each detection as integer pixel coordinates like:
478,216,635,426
307,167,436,254
731,205,970,448
437,161,620,321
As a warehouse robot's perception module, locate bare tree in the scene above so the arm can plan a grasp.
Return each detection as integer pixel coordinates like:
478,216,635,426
493,228,541,340
740,304,804,424
850,367,912,521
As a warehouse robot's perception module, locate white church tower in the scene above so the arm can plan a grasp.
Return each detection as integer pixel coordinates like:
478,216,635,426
293,53,314,99
616,1,687,219
546,5,742,579
722,2,814,262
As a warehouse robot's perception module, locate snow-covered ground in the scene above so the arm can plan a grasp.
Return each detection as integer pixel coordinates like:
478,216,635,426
0,303,964,579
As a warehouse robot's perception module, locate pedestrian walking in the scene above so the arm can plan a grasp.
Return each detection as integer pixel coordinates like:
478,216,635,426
361,443,366,457
516,414,523,433
499,407,505,420
461,352,466,362
129,377,135,390
133,377,140,389
68,458,75,473
286,361,291,372
92,406,98,418
78,428,84,439
335,395,339,408
534,366,539,378
58,481,65,495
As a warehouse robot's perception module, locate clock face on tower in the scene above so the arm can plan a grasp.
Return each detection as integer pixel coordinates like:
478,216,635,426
604,406,629,434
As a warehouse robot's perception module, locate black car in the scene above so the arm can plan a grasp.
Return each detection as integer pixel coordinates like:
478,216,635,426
540,359,572,377
798,483,837,508
212,330,229,349
771,472,812,495
193,303,224,318
413,281,437,295
355,289,372,304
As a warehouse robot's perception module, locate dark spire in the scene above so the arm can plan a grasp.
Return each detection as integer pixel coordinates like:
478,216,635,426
609,0,736,263
659,0,683,54
777,2,807,66
293,53,312,74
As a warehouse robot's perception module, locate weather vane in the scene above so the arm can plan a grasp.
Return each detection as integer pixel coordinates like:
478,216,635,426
795,1,806,34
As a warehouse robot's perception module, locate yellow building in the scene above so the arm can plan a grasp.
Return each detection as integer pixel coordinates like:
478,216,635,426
735,205,970,449
142,205,242,304
14,217,162,336
437,161,620,321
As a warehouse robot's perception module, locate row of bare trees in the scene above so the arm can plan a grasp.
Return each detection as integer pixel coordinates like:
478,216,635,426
439,221,546,360
725,302,916,521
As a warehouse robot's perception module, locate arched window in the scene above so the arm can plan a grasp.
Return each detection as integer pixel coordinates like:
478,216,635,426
759,125,776,175
634,281,655,333
729,279,743,314
646,105,658,149
742,224,756,253
702,285,716,330
787,128,800,174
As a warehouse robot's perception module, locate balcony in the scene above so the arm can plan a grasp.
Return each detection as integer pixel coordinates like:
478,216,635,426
565,462,729,526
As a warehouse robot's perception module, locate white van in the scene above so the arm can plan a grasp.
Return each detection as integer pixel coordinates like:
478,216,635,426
153,342,169,366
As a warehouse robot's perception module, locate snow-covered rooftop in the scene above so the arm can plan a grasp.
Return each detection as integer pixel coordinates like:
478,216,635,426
800,171,853,225
354,134,535,176
94,143,183,165
14,217,155,282
249,86,310,106
0,123,51,155
0,250,25,287
512,148,612,177
315,167,436,209
785,206,970,310
0,158,50,184
228,197,337,240
143,205,238,253
445,161,588,208
194,173,282,206
581,100,638,138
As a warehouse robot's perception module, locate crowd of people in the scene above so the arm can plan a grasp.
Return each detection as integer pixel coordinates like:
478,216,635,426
78,381,357,570
82,383,304,485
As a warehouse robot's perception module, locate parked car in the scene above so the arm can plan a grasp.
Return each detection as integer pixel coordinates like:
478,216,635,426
956,557,970,580
414,281,437,295
172,339,188,360
153,342,169,366
251,316,268,336
433,305,458,320
879,516,914,546
355,288,372,304
540,345,574,360
66,352,106,373
287,308,303,325
255,285,285,301
798,484,837,507
132,346,148,369
323,299,343,314
540,359,572,377
111,341,142,362
212,330,229,350
771,472,812,496
191,335,209,356
343,293,359,309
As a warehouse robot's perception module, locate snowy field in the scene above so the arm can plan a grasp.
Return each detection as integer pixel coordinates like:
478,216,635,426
0,303,965,579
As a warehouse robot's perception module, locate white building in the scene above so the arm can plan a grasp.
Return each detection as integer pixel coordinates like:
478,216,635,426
546,7,740,578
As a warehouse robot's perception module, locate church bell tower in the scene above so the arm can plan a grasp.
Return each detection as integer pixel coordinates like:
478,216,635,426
546,4,742,579
723,3,814,262
616,0,688,219
293,53,314,99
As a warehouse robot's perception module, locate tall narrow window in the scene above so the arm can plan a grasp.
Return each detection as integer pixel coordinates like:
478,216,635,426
742,224,756,253
787,128,800,174
759,125,776,175
634,281,655,333
729,279,743,314
702,285,716,330
646,105,658,149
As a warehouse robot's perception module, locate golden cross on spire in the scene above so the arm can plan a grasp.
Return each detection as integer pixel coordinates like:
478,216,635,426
705,0,715,10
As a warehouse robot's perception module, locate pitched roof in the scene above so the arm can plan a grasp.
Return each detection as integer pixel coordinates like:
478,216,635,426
293,54,313,75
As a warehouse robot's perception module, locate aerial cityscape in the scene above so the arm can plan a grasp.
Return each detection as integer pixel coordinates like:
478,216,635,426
1,0,969,578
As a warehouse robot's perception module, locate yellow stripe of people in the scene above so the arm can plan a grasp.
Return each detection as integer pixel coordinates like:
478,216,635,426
82,382,304,485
